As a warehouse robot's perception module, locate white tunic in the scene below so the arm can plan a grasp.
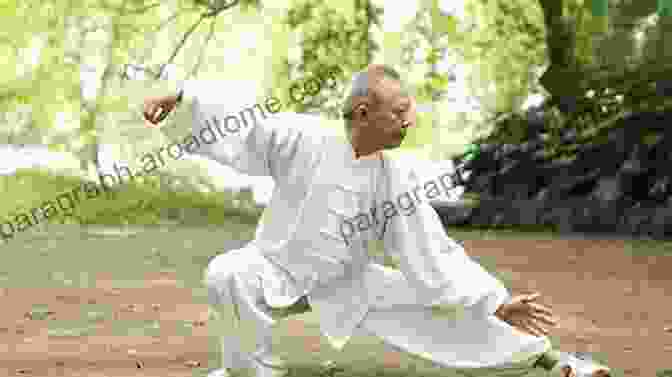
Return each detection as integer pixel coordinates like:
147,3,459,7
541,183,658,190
179,80,546,366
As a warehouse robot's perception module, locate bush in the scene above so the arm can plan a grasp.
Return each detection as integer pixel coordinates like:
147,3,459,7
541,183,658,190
0,168,262,228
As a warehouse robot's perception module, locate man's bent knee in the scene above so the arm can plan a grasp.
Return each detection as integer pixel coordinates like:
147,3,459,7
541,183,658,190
204,249,252,307
204,248,249,286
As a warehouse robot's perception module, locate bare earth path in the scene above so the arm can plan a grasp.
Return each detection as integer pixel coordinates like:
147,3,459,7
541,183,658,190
0,238,670,377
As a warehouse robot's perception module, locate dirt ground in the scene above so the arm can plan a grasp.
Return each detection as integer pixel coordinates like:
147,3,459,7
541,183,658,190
1,239,670,377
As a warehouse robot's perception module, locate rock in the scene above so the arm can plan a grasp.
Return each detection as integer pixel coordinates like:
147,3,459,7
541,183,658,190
539,205,573,232
649,204,672,238
649,176,671,201
557,96,579,114
549,169,601,198
591,176,622,202
534,188,551,202
596,199,630,232
565,198,600,232
499,144,519,157
453,109,672,237
560,129,578,144
540,159,574,178
469,200,498,227
480,143,498,154
434,203,474,226
573,142,625,176
504,183,537,200
656,80,672,97
618,205,654,235
512,200,543,226
519,139,543,154
620,161,652,199
467,171,499,195
525,106,546,135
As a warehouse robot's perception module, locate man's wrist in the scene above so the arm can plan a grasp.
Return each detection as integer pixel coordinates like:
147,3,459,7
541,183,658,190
175,79,195,104
494,303,506,319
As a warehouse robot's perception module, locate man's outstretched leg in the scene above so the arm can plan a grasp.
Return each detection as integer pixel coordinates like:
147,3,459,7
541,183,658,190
353,258,611,377
204,246,306,377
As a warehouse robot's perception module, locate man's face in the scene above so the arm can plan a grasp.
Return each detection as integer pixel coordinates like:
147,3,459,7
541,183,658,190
355,76,417,152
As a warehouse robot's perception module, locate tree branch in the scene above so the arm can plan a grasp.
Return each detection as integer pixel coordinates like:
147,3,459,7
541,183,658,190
154,11,181,32
95,1,160,15
189,18,218,79
155,13,208,79
121,2,161,15
146,0,239,80
204,0,240,17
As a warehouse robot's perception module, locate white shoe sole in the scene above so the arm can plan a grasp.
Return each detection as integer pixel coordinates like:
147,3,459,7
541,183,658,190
207,368,233,377
555,352,611,377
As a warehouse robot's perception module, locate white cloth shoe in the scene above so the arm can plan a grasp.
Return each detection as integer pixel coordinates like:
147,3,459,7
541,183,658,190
252,355,291,377
207,369,233,377
552,352,611,377
207,355,290,377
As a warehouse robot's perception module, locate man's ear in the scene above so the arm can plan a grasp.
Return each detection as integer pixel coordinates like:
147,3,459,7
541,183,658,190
353,103,368,121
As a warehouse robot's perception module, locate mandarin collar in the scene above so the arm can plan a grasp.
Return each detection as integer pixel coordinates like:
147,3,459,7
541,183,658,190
344,139,384,168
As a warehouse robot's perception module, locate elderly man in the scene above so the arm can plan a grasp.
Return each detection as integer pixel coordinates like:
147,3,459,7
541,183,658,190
143,64,611,377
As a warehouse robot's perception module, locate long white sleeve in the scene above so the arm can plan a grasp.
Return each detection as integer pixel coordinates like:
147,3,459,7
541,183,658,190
181,80,321,182
382,157,510,319
415,159,467,205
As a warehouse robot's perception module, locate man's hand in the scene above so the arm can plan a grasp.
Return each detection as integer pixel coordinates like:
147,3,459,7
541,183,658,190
494,292,557,337
143,94,181,125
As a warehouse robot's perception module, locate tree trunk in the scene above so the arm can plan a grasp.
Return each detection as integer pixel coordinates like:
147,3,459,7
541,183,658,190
537,0,583,100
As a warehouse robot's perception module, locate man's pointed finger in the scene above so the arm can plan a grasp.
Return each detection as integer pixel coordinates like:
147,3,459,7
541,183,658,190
152,107,164,123
531,312,557,327
525,292,541,302
517,321,540,337
156,107,168,122
526,324,543,337
530,302,553,316
525,318,548,337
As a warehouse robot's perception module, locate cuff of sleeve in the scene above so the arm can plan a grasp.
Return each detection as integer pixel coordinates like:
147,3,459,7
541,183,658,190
178,79,197,104
483,285,511,317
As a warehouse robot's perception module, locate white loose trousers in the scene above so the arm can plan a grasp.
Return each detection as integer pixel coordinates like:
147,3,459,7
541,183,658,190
204,245,551,375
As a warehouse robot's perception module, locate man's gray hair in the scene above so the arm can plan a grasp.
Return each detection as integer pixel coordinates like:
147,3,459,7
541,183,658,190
341,65,403,137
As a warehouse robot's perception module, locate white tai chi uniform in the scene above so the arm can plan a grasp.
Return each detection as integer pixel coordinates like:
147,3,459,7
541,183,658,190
178,80,552,375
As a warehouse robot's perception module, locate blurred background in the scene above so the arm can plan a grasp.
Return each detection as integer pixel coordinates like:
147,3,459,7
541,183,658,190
3,3,672,377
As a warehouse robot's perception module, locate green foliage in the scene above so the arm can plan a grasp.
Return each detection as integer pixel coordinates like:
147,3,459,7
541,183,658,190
429,0,458,35
278,0,382,118
0,0,260,158
1,169,261,229
393,0,548,157
470,0,672,157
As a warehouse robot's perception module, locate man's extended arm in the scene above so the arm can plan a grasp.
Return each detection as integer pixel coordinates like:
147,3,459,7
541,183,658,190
380,157,510,319
381,157,556,336
144,80,321,182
